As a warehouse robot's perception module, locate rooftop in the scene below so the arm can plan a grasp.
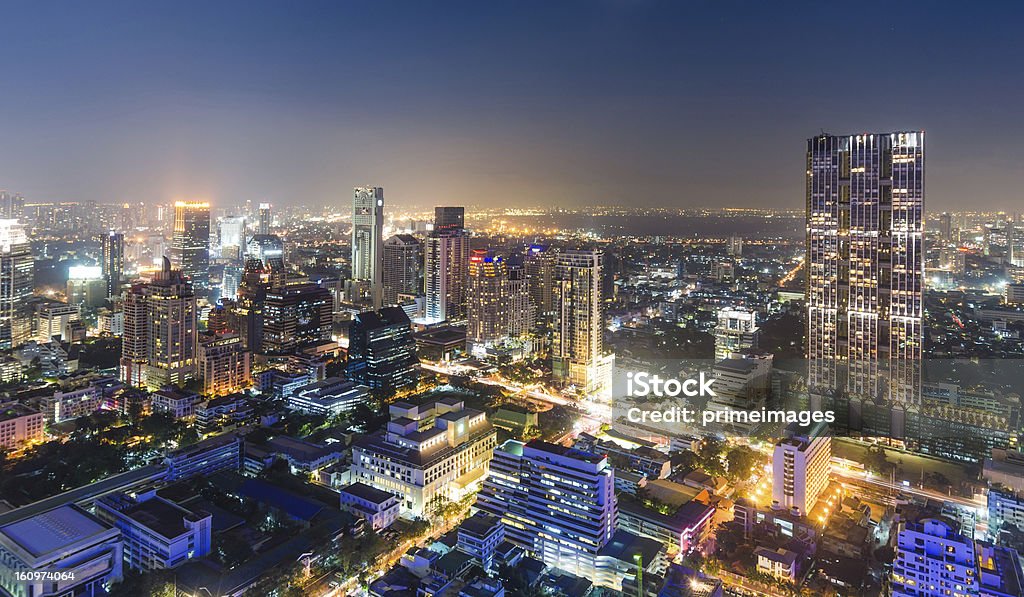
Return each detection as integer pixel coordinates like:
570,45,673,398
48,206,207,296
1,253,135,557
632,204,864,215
0,402,39,422
117,496,208,539
0,505,112,559
340,482,397,505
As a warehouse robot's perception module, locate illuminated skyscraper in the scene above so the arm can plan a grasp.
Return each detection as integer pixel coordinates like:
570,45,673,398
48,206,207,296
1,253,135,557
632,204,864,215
467,250,509,349
806,132,924,421
171,201,211,296
382,234,422,306
257,202,271,235
552,249,614,396
101,231,124,299
524,244,555,329
434,206,465,231
352,187,384,310
0,220,33,349
120,257,197,390
424,208,470,323
346,306,419,396
219,216,245,262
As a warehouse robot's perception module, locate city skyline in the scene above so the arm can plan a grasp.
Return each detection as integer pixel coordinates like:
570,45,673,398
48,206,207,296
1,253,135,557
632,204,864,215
1,2,1023,211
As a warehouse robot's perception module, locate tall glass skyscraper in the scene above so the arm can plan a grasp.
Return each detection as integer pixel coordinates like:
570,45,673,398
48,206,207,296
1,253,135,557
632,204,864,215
171,201,211,297
806,132,924,428
0,220,33,350
101,231,124,299
352,187,384,310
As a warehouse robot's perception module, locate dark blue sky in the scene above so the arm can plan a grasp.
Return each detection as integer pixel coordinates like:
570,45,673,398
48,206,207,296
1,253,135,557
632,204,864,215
1,1,1021,210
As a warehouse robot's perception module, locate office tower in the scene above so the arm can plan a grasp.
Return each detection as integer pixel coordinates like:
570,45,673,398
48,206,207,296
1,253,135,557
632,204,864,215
434,206,465,231
235,258,271,353
476,439,617,580
221,265,241,301
714,307,760,361
197,332,251,396
346,306,419,396
771,422,831,516
352,186,385,310
727,235,743,256
170,201,211,296
939,212,952,243
806,132,924,417
120,257,197,390
101,231,124,299
246,233,284,269
552,249,614,395
706,352,773,434
382,234,422,306
0,191,24,220
257,202,271,235
424,221,470,323
351,398,495,518
525,244,556,328
66,265,107,308
467,250,509,347
218,216,245,262
261,282,332,354
36,302,80,343
0,220,33,350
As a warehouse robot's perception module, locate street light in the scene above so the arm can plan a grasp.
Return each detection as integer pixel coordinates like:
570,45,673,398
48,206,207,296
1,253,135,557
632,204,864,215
633,554,643,597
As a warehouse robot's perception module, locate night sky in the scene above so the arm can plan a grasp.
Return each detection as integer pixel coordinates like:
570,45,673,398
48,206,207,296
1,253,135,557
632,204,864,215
1,1,1022,211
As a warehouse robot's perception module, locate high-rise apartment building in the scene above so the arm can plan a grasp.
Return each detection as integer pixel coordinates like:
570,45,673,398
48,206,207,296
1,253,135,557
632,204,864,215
424,211,470,323
476,439,617,581
120,257,198,390
771,422,831,516
939,211,953,243
346,306,419,396
806,132,924,422
101,231,124,299
170,201,211,297
467,250,509,347
352,187,384,310
552,249,614,395
0,220,33,350
714,307,760,361
525,244,556,328
506,252,534,339
197,332,251,396
382,234,422,306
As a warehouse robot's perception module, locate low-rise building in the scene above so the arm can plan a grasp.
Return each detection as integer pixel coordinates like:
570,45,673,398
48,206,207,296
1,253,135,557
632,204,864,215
164,433,242,481
616,500,715,555
150,388,199,419
0,505,123,597
287,377,370,417
195,393,254,432
95,491,212,571
339,482,400,531
755,546,799,582
352,397,495,518
456,511,505,572
0,402,44,449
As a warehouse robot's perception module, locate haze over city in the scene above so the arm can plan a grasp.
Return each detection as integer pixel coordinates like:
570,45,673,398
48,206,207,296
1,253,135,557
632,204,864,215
2,0,1023,210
